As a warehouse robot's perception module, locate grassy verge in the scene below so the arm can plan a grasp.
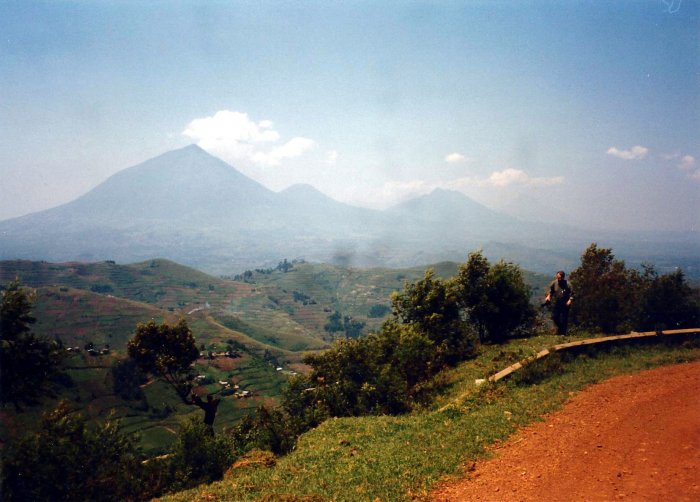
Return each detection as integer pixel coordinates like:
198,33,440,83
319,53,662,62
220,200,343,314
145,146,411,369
159,334,700,502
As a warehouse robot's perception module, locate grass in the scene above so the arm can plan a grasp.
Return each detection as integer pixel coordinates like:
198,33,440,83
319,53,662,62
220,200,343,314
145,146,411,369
160,334,700,502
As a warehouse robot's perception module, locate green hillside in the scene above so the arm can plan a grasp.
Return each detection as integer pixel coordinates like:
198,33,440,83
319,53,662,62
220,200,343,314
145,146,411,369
1,258,551,354
225,260,550,340
160,334,700,501
0,257,550,455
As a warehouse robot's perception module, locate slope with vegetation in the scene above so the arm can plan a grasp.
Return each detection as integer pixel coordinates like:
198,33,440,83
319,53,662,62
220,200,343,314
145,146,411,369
162,336,700,501
2,244,699,501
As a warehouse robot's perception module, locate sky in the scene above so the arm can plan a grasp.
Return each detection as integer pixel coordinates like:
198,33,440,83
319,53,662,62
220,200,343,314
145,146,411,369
1,0,699,232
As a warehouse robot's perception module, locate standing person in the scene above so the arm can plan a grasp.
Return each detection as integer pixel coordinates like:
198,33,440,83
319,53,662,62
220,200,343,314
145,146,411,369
544,270,574,335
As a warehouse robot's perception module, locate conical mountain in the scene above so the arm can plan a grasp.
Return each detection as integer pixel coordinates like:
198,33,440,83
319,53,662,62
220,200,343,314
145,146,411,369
0,145,590,274
387,188,512,225
48,144,277,226
383,188,523,242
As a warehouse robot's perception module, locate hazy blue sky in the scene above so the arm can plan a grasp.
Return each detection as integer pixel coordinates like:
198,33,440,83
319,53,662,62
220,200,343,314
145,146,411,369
1,0,698,232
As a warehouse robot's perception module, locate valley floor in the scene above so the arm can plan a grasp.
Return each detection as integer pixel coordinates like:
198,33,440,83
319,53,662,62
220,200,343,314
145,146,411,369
431,361,700,501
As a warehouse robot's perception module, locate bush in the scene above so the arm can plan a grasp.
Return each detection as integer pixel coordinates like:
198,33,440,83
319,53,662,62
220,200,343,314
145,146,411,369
1,280,65,408
1,402,153,502
111,358,147,400
570,244,700,334
569,244,641,333
228,406,297,456
391,269,476,363
636,269,700,331
165,417,235,492
452,252,536,343
368,304,391,318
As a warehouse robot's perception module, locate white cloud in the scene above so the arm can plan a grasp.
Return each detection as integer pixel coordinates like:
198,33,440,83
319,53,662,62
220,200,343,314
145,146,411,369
606,145,649,160
678,156,700,182
678,154,696,170
251,137,316,166
376,180,435,202
326,150,339,165
183,110,279,145
445,152,467,164
182,110,314,166
663,153,699,181
486,168,564,187
488,168,529,186
346,168,564,209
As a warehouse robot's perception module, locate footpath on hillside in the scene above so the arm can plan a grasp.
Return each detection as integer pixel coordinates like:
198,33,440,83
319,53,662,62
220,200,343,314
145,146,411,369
432,360,700,502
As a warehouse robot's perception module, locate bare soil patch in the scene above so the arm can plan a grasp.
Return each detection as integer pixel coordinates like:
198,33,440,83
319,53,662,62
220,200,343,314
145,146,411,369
432,361,700,502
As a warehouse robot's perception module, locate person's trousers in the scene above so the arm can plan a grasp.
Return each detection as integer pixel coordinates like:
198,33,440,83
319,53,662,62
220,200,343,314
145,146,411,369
552,305,569,335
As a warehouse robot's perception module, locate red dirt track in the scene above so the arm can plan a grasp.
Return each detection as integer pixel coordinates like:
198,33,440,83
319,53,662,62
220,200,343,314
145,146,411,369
432,361,700,502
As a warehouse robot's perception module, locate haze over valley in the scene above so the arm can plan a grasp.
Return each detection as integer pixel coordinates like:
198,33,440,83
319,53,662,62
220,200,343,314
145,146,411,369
1,145,698,278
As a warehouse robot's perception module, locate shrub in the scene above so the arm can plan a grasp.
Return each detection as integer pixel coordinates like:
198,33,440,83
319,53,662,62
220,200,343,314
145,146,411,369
391,269,476,363
1,402,152,502
569,244,700,334
368,304,391,318
165,417,235,492
452,252,536,343
111,358,147,400
229,406,297,455
1,280,65,408
569,244,643,333
636,268,700,331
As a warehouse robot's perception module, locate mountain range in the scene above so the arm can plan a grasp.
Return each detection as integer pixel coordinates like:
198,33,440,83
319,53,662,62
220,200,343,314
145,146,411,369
1,145,698,276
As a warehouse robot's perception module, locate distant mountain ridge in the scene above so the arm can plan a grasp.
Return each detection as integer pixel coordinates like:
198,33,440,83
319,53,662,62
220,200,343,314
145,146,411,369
1,145,698,276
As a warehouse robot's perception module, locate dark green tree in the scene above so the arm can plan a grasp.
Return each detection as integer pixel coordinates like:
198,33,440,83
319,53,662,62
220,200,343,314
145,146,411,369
127,319,221,427
569,244,642,333
452,252,536,343
0,279,36,340
391,269,474,363
1,401,155,502
165,417,235,492
229,405,297,455
637,268,700,331
0,280,64,408
111,358,148,401
324,310,344,333
127,319,198,402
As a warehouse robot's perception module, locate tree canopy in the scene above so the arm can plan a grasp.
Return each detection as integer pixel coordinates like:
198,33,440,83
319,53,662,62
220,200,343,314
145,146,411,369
452,253,536,343
127,319,199,403
570,243,700,333
1,401,152,502
126,319,230,430
0,280,64,408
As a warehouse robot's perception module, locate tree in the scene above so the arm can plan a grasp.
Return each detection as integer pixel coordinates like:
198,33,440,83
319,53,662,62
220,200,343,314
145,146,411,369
1,401,154,502
479,260,536,342
111,358,147,401
166,417,235,492
0,279,36,341
569,244,642,333
391,269,474,363
452,252,536,343
229,405,297,455
324,310,344,333
637,268,700,331
0,280,64,408
127,319,219,426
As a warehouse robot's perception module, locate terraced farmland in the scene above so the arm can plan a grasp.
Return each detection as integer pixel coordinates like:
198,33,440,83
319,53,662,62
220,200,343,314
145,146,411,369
0,257,550,454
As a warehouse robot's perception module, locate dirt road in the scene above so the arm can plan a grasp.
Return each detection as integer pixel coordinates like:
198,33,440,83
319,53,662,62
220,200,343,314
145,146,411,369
432,361,700,502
